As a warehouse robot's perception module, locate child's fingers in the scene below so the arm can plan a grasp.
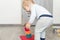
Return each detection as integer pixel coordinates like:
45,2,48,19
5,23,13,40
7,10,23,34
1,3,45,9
25,23,30,28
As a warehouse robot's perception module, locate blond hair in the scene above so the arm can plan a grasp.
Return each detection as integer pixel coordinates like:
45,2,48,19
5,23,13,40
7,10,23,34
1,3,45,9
22,0,34,8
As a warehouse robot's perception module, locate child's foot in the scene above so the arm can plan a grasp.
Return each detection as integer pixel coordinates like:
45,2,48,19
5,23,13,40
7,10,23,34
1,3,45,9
40,38,45,40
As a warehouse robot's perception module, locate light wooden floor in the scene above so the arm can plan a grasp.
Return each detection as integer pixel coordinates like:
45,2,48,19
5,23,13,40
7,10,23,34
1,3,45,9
0,25,60,40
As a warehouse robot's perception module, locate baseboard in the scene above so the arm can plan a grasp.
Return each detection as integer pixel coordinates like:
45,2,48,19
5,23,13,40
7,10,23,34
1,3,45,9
0,24,60,27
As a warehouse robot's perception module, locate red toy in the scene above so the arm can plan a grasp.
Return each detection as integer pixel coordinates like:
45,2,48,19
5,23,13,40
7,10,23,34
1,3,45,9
24,27,30,31
20,27,34,40
24,27,32,38
20,35,34,40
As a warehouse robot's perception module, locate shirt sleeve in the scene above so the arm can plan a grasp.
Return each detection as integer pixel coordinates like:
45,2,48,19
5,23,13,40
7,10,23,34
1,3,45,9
28,6,36,24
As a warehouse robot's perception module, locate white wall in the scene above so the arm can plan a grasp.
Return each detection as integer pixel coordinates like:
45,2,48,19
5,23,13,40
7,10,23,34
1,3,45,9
0,0,22,24
53,0,60,24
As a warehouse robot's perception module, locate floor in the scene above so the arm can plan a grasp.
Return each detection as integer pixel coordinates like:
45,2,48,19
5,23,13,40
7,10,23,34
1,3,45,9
0,25,60,40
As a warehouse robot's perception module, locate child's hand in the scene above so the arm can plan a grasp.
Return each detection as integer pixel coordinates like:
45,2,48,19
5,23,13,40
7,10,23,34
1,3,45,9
24,22,31,29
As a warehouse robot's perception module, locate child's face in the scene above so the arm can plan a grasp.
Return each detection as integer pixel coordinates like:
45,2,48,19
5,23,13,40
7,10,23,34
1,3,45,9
23,1,31,12
24,5,30,12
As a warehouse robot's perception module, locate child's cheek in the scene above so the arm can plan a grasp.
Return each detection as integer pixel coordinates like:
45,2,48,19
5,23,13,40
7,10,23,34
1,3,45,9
25,7,30,12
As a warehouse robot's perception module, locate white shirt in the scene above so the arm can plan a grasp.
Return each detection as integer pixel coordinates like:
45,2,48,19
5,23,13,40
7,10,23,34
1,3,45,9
28,4,52,24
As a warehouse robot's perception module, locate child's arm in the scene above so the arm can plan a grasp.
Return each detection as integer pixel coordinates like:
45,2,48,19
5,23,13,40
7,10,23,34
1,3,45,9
25,6,36,28
28,6,36,24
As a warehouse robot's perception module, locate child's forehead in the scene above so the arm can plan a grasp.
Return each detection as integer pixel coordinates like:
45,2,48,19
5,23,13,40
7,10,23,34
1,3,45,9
23,1,29,6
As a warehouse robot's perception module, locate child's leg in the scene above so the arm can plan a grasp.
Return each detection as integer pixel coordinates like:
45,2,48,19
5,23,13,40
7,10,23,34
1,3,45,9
35,17,53,40
35,31,46,40
35,31,45,40
35,32,40,40
40,31,45,38
40,31,46,40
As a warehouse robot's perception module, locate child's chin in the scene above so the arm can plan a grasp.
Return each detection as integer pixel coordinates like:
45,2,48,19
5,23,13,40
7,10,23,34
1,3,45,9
26,10,30,12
